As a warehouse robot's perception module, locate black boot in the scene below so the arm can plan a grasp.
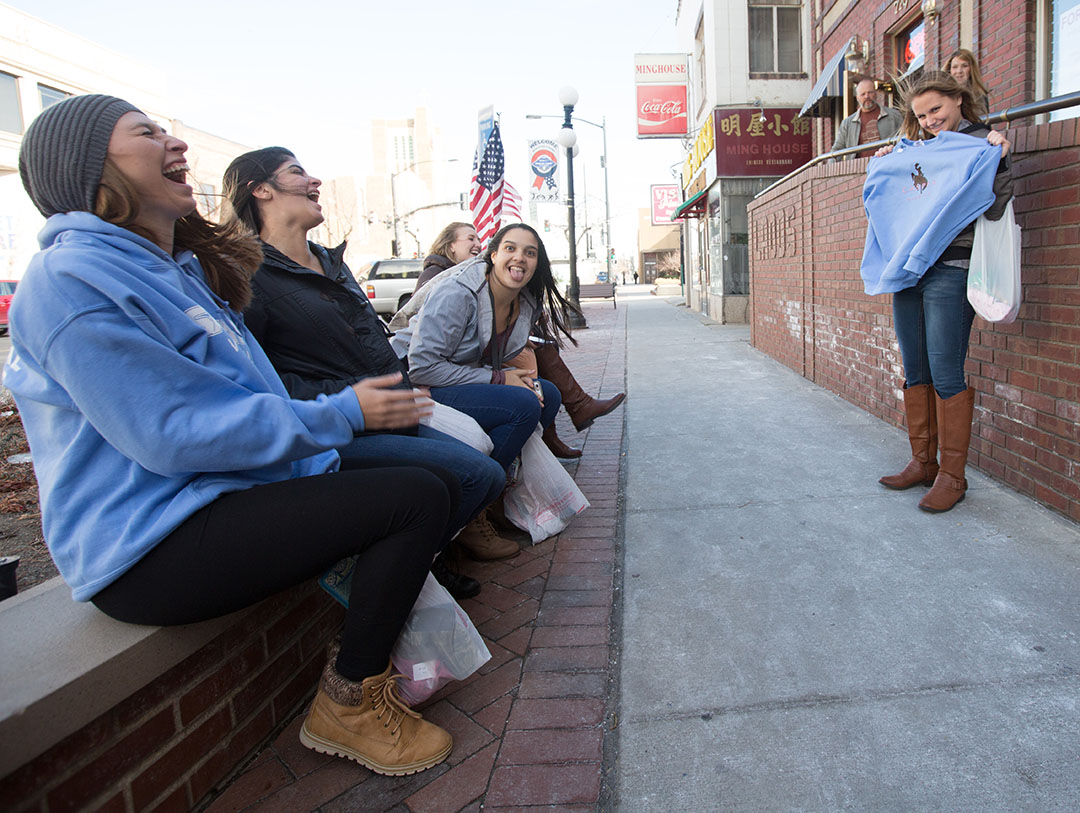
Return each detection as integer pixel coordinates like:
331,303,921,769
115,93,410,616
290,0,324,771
430,554,480,600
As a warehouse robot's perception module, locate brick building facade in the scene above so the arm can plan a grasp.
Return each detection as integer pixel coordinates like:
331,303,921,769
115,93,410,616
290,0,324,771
748,0,1080,521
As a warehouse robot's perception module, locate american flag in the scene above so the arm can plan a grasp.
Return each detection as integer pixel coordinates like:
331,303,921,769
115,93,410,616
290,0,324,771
470,121,522,245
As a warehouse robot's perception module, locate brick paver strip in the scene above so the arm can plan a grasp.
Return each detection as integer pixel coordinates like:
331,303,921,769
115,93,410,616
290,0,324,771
211,302,625,811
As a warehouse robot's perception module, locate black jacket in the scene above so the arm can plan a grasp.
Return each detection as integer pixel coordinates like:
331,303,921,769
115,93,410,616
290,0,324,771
245,241,411,403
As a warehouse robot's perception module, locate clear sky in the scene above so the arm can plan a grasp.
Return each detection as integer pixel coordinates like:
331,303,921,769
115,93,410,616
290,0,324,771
10,0,686,252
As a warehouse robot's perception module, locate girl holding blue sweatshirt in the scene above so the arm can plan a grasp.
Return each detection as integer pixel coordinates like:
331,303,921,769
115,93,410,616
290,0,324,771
5,95,455,776
868,73,1013,513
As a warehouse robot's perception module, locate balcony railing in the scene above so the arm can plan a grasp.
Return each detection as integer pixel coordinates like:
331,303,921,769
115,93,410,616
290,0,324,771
754,90,1080,200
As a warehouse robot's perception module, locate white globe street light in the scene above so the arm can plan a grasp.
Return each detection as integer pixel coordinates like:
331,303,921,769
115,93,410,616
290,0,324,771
558,86,580,108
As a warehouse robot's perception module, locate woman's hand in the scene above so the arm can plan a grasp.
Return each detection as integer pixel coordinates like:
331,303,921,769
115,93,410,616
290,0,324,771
873,144,895,158
504,367,543,404
350,373,433,429
987,129,1011,157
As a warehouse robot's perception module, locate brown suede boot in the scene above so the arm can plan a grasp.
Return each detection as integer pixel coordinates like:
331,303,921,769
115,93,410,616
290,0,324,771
299,657,452,776
879,384,939,489
919,387,975,513
455,509,520,560
542,423,582,459
535,342,626,432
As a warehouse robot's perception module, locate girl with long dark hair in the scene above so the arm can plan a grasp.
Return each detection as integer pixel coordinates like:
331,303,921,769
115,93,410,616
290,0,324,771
413,221,626,459
392,223,568,471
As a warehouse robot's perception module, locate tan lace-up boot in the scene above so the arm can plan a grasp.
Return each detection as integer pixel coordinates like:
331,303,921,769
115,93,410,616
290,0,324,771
455,508,520,560
299,658,452,776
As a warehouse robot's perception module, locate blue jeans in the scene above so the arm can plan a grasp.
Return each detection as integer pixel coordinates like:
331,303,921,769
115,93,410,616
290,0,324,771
428,380,561,471
893,261,976,400
338,425,504,537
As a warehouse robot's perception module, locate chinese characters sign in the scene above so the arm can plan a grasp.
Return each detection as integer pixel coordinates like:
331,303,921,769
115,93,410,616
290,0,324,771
713,108,812,177
650,185,680,225
634,53,689,138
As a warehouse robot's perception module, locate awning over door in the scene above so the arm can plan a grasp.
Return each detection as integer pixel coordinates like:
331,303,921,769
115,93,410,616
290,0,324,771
798,43,849,118
671,188,708,220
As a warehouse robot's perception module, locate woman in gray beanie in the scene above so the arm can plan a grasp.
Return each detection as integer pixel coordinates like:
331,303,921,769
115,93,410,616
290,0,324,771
5,94,457,776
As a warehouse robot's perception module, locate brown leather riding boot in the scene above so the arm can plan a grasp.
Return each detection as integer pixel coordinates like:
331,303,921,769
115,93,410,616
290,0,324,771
542,423,582,459
919,387,975,513
535,342,626,432
299,658,452,776
879,384,939,490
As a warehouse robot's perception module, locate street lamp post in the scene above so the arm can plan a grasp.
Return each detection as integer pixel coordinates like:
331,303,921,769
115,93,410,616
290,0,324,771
526,111,612,283
555,86,587,329
390,158,459,257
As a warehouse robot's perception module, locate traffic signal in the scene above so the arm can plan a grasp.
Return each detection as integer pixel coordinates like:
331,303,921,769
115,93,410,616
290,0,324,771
544,220,551,232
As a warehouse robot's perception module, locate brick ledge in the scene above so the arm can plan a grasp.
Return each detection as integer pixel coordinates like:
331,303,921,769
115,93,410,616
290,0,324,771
0,575,252,777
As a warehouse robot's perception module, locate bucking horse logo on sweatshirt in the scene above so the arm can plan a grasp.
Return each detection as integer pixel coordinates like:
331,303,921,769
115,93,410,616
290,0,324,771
911,163,928,194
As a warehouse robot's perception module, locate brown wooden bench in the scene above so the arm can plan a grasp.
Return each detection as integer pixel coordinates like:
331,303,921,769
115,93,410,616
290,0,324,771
576,282,617,308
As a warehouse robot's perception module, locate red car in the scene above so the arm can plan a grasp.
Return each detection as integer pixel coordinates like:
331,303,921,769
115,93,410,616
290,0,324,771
0,280,17,336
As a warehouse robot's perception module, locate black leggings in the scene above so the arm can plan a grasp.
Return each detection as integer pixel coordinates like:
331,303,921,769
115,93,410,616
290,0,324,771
92,466,452,680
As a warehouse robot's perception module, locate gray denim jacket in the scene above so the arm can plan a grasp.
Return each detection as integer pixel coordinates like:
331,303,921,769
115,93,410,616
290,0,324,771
395,257,539,387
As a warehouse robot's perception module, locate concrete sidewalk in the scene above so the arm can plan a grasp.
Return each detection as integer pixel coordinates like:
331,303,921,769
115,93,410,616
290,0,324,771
616,293,1080,810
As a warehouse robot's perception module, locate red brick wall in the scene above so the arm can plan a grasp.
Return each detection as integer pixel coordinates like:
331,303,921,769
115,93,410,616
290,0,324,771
748,119,1080,522
0,583,343,812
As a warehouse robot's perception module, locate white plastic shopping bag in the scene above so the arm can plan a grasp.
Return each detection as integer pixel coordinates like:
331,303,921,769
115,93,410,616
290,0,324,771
420,401,494,456
967,199,1022,323
390,572,491,705
317,565,490,705
503,428,590,543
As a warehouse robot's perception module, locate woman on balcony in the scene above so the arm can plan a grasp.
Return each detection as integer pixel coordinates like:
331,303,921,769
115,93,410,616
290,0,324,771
942,49,991,117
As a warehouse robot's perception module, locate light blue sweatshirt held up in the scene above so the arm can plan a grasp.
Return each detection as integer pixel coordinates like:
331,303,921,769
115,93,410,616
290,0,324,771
3,214,366,601
860,130,1001,295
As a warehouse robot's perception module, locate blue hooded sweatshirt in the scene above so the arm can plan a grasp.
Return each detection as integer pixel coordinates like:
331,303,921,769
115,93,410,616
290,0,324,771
860,130,1001,295
3,213,365,601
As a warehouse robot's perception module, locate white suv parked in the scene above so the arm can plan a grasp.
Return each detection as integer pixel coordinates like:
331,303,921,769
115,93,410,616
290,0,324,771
361,259,422,319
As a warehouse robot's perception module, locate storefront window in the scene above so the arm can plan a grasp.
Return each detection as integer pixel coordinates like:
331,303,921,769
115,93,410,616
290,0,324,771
710,178,778,297
708,188,725,296
1051,0,1080,120
896,19,926,77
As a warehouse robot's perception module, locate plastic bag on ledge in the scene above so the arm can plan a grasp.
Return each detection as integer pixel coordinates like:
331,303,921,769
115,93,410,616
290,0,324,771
504,428,590,543
967,199,1022,324
318,564,490,705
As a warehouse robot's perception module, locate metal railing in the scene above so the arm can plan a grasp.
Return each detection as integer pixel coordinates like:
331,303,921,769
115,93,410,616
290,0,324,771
754,90,1080,200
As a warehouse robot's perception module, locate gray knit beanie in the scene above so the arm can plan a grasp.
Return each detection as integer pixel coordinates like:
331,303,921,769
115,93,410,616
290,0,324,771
19,94,141,217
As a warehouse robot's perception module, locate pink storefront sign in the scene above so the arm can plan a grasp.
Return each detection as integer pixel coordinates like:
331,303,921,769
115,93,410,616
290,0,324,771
651,184,681,225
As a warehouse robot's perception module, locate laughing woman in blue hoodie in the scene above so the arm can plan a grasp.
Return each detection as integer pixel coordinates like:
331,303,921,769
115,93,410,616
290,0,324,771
5,95,455,777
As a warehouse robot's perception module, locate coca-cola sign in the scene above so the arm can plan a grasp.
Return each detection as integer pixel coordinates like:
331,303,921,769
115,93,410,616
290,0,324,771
637,86,688,137
635,53,689,139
